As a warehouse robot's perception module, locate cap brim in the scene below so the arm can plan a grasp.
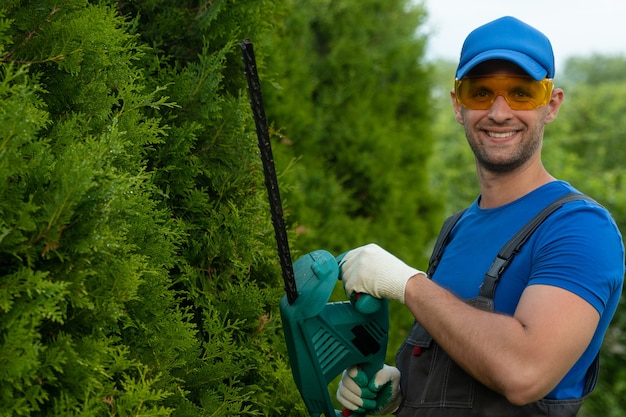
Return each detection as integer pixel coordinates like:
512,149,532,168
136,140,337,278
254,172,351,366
456,49,549,80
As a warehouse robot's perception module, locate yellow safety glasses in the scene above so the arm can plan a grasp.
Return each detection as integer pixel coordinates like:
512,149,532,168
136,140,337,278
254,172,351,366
454,76,554,110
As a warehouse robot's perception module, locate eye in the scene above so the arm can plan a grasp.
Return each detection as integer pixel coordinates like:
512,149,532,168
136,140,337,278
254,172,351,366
471,87,494,102
509,87,533,101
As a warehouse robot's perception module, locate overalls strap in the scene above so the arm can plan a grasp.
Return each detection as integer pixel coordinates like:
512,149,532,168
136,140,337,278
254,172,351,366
396,192,599,417
479,192,595,298
426,209,467,277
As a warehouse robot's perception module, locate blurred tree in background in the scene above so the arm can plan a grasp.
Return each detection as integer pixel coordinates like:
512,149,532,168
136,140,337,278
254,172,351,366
261,0,440,263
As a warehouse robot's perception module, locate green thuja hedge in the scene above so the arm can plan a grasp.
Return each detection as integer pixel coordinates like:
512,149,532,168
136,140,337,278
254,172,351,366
0,0,301,415
1,0,440,415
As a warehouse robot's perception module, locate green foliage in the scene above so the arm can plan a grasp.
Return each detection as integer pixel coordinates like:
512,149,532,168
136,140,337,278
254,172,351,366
114,0,303,415
0,1,246,416
560,54,626,86
261,0,442,265
0,0,295,416
0,0,442,413
426,58,477,215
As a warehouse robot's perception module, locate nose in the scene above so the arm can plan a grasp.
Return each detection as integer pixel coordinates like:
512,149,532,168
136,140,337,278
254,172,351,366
488,94,514,121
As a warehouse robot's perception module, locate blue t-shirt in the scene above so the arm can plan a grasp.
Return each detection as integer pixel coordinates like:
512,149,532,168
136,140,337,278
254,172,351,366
431,181,624,400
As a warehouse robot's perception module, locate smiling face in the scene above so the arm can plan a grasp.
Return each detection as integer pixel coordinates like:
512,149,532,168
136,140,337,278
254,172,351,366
451,60,563,175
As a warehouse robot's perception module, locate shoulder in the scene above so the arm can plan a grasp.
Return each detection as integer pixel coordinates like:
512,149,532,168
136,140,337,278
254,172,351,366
540,191,622,250
531,192,624,314
523,181,622,250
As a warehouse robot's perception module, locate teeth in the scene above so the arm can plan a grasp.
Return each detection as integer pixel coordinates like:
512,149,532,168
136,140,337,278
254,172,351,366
488,131,515,138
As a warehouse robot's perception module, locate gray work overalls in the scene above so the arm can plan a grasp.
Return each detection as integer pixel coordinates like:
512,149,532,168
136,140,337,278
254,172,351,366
395,193,599,417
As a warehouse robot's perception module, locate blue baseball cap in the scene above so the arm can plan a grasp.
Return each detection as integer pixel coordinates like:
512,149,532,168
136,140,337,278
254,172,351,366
455,16,555,81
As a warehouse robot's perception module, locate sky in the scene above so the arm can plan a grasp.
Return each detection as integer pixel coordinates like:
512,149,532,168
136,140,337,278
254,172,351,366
421,0,626,71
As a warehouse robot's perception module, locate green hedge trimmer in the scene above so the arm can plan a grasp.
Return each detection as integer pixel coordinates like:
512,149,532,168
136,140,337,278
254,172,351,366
241,39,389,417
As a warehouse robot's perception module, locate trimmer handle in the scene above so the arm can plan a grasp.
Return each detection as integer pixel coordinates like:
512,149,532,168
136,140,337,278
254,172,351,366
336,252,384,315
280,250,389,417
340,359,385,417
337,251,387,417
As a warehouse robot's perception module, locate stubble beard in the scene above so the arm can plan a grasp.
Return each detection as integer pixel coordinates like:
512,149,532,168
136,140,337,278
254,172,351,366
465,125,544,174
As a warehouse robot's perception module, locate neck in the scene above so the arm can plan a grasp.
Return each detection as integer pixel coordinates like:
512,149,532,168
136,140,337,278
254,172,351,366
476,159,555,209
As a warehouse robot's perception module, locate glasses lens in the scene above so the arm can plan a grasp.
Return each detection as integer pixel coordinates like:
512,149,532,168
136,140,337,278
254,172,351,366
455,76,554,110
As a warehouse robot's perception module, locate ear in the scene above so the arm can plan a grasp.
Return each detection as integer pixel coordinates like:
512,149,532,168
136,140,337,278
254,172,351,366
450,90,464,124
544,87,564,125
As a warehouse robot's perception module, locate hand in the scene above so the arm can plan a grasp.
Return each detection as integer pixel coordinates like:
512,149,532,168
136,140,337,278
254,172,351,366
336,365,402,415
340,243,424,303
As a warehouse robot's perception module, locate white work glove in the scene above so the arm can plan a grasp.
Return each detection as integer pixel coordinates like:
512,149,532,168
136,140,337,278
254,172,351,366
340,243,424,303
336,365,402,415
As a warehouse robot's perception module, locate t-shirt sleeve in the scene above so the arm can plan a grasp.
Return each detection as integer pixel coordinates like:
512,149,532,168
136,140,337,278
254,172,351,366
529,202,625,315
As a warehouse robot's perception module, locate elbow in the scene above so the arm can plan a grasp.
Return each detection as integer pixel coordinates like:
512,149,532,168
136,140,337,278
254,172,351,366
503,389,543,407
499,370,553,406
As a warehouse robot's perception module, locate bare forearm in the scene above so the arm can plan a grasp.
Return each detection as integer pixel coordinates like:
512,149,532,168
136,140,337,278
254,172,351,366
337,244,598,405
403,274,583,405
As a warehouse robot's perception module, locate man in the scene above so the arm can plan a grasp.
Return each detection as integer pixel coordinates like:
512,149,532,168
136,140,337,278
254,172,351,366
336,16,624,417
